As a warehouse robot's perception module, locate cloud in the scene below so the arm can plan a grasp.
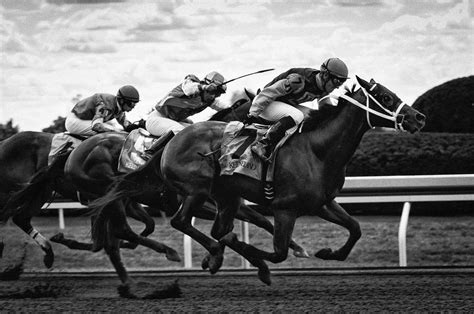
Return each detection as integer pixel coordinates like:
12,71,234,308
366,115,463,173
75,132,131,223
381,1,471,33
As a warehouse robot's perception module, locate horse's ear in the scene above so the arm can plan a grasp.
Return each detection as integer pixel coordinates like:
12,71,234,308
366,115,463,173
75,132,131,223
370,78,376,84
244,88,255,101
355,75,370,90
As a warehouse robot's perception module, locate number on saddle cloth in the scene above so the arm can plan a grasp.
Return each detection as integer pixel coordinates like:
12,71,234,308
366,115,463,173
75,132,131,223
117,128,159,173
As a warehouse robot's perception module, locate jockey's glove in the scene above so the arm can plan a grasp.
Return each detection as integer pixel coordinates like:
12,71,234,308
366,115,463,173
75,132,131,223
202,83,219,93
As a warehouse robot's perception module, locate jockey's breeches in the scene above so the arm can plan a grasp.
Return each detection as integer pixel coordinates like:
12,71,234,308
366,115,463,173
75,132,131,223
251,100,304,125
65,111,123,136
146,110,189,137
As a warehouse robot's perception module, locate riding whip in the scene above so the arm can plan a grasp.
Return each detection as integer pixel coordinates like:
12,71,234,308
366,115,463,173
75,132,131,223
218,68,274,87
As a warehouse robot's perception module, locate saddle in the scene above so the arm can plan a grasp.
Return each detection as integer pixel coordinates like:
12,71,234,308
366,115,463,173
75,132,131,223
117,128,161,173
48,132,84,165
219,121,297,200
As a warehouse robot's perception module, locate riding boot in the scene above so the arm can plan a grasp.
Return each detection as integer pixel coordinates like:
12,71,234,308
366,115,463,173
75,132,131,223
251,116,296,162
142,130,175,161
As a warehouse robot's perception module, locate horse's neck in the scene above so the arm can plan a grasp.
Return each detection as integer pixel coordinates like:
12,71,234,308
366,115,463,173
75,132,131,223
308,92,369,168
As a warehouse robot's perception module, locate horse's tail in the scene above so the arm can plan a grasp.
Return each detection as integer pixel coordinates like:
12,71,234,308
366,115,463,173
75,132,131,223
88,147,166,214
1,147,71,222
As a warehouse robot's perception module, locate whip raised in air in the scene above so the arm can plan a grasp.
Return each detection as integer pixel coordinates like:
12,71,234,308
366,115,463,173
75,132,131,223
219,68,274,87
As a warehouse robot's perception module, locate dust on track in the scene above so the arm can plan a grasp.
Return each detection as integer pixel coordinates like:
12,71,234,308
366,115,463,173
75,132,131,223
1,268,473,312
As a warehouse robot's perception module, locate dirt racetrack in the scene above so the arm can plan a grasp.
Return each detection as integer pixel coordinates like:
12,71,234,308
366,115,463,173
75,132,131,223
1,269,473,312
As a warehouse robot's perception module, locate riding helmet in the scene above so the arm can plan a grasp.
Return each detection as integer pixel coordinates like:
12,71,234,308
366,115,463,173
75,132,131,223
204,71,227,93
320,58,349,79
117,85,140,102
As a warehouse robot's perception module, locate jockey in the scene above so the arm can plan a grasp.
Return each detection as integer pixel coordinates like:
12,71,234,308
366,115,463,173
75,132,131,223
65,85,139,136
143,71,228,157
248,57,349,161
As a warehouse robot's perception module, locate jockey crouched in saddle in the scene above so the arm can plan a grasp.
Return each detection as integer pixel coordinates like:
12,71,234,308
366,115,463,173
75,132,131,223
248,57,349,161
65,85,140,136
143,71,228,159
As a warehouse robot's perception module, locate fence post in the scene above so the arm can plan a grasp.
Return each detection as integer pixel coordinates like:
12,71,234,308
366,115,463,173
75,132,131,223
58,208,65,230
240,221,250,269
398,202,411,267
183,217,195,268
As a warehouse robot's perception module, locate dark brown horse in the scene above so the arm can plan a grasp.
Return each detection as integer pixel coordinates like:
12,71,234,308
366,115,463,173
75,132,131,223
0,131,78,268
1,88,307,296
148,76,426,284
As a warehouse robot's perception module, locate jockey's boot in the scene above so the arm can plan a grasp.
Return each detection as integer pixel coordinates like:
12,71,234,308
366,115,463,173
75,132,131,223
251,116,296,162
142,130,175,161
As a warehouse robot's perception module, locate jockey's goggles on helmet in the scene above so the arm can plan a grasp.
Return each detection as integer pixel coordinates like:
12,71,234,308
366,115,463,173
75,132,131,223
328,74,346,87
122,99,137,107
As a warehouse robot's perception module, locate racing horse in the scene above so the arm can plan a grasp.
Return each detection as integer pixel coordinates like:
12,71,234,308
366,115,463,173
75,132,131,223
0,131,77,268
141,76,426,285
1,88,307,295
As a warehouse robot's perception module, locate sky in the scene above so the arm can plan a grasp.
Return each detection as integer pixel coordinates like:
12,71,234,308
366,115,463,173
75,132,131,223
1,0,472,131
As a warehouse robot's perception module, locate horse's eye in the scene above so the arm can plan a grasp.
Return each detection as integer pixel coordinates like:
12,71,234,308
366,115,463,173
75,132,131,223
383,95,391,102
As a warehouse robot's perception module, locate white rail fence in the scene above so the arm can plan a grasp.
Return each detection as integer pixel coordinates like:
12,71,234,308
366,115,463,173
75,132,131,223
43,174,474,268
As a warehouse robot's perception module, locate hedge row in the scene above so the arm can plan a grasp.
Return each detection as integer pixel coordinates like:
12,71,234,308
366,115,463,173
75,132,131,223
249,131,474,216
347,131,474,176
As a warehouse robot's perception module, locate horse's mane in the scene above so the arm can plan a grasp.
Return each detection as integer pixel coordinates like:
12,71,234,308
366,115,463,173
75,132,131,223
301,88,359,132
209,104,237,121
209,88,255,122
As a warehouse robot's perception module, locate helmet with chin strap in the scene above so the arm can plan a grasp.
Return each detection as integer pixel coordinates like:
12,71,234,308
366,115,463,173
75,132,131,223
117,85,140,102
320,58,349,79
204,71,227,93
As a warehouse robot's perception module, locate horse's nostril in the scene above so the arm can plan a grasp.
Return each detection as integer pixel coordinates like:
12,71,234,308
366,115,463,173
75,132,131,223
416,113,426,122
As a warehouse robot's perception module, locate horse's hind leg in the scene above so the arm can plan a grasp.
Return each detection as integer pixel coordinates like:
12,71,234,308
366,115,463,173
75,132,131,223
106,201,181,263
235,203,309,258
314,200,361,261
102,224,137,298
11,213,54,268
170,194,225,274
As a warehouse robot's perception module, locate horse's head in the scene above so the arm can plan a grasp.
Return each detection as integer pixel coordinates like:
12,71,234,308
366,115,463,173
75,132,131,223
352,76,426,133
209,88,254,122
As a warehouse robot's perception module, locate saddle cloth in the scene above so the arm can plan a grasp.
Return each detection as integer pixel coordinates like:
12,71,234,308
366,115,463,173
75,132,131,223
48,133,84,165
219,121,297,183
118,128,160,173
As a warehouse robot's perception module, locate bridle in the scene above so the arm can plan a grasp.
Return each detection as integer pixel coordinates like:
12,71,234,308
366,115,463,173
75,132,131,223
340,84,406,131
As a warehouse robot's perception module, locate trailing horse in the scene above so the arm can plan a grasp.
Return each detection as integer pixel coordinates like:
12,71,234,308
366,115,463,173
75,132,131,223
1,88,307,297
152,76,426,284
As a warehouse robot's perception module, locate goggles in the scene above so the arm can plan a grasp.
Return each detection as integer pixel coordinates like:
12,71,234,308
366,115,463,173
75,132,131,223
328,74,346,87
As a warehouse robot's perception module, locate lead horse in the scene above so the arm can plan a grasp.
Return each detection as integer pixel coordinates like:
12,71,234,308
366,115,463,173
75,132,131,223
149,76,426,284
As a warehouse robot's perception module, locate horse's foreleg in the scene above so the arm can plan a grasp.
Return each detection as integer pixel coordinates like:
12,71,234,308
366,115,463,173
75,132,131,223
314,199,361,261
235,203,309,258
119,201,156,249
170,194,224,273
108,202,181,263
125,201,155,237
220,209,297,285
11,214,54,268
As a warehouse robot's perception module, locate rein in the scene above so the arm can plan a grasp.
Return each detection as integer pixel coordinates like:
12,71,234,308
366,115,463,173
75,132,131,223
340,85,406,130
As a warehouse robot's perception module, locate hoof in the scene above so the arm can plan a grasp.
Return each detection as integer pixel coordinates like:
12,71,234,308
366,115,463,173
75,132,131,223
314,248,334,260
117,284,137,299
208,242,225,274
43,250,54,269
49,233,65,243
293,248,310,258
201,254,210,270
258,267,271,286
166,248,181,262
208,254,223,274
